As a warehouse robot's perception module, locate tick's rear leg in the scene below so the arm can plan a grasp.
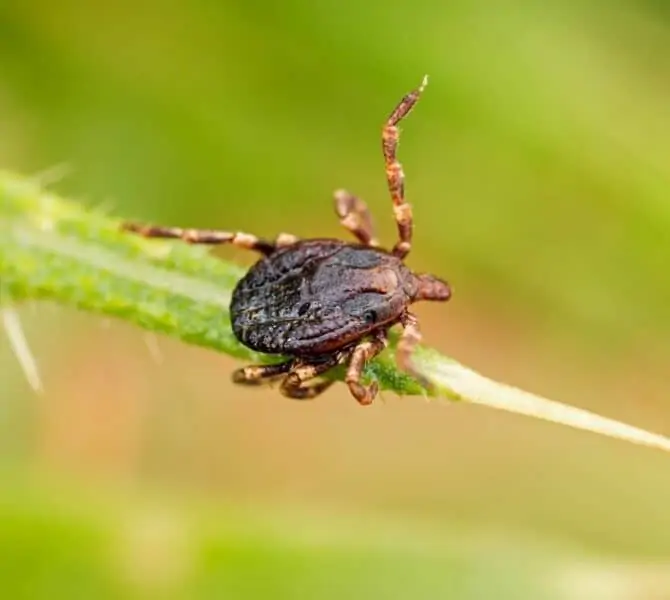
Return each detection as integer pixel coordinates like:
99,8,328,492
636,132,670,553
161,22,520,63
232,361,293,386
382,76,428,259
280,354,342,400
333,189,378,246
122,223,298,256
397,312,432,392
345,332,388,405
281,378,334,400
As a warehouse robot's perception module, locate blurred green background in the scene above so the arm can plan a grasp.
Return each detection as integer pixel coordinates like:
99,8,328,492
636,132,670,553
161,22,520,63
2,0,670,598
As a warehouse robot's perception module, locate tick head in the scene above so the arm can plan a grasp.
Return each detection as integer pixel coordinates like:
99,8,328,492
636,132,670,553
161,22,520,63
409,272,452,303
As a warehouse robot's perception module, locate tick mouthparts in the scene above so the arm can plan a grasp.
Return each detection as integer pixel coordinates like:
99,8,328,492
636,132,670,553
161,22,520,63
412,273,452,302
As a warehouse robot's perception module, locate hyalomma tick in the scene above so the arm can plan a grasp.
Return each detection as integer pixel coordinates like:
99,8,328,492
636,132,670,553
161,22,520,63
122,76,452,405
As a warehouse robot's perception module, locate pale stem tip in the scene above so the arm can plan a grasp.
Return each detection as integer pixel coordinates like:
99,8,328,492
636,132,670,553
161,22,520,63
2,307,44,394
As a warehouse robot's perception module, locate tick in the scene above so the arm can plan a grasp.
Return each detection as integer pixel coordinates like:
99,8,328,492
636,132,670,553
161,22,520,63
122,76,451,405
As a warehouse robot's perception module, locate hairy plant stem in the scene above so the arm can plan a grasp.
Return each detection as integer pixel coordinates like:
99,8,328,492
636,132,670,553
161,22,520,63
2,170,669,453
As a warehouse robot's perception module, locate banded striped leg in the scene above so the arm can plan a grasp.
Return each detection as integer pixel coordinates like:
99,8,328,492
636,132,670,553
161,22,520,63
397,312,432,392
280,354,343,400
232,361,293,386
333,189,378,246
382,75,428,259
121,222,298,256
345,332,388,405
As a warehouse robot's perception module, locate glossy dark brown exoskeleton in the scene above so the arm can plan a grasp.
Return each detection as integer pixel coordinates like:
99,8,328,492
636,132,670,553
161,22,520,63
122,76,451,404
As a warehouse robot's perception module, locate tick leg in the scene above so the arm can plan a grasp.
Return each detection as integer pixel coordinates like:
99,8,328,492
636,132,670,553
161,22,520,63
397,312,432,392
281,378,334,400
333,189,378,246
121,222,277,256
280,354,342,400
382,76,428,259
345,333,388,405
274,232,300,248
232,361,293,385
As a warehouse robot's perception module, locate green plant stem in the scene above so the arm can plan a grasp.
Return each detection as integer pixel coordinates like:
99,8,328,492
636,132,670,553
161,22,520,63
2,170,670,453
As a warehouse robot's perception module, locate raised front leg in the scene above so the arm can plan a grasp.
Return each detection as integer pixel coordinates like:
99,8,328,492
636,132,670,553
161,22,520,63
382,76,428,259
344,332,388,405
333,189,378,246
122,222,299,256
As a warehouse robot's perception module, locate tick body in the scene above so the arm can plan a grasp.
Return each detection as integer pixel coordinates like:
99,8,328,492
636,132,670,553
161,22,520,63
122,76,452,404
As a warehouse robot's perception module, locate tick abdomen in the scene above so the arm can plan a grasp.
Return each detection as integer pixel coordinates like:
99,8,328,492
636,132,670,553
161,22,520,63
230,239,409,355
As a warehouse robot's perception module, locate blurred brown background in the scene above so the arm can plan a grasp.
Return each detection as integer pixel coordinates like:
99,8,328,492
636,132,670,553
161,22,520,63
1,0,670,598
